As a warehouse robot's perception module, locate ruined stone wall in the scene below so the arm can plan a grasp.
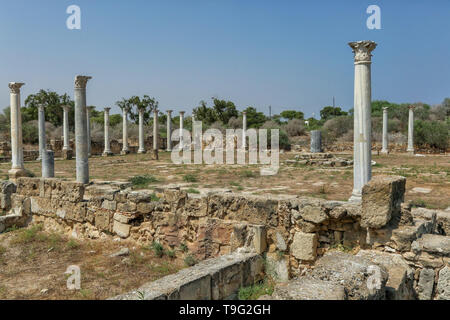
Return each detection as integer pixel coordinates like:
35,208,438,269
1,176,448,299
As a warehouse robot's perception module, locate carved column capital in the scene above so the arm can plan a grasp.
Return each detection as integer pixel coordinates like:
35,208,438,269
74,75,92,89
104,107,111,113
348,40,377,64
8,82,25,94
408,105,415,110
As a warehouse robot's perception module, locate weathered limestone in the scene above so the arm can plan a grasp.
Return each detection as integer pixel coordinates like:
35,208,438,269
361,175,406,229
111,249,263,300
437,266,450,300
102,107,113,156
166,110,173,151
381,107,389,154
242,111,247,149
62,105,72,159
42,150,55,178
74,75,92,184
348,40,377,202
179,111,185,149
153,108,158,159
8,82,26,180
407,105,415,154
86,106,94,156
121,107,130,155
37,104,46,161
270,277,347,300
417,268,435,300
310,130,322,153
137,108,146,154
307,251,388,300
290,231,318,261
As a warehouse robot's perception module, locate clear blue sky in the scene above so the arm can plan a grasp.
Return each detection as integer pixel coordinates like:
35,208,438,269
1,0,449,117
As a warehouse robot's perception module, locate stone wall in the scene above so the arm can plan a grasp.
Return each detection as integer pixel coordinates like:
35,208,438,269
112,249,264,300
1,176,449,299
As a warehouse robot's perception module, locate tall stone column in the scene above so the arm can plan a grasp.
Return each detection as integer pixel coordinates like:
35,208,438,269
179,111,185,149
103,107,113,156
166,110,173,151
62,105,72,160
137,108,146,154
37,104,46,161
8,82,26,180
348,40,377,202
74,75,92,184
62,105,71,150
86,106,94,157
242,111,247,149
121,108,130,154
153,108,159,159
381,107,389,154
407,105,415,154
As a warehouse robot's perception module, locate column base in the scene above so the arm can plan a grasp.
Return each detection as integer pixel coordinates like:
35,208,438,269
8,168,29,181
407,149,415,155
348,191,362,203
102,151,113,157
152,149,159,160
62,149,73,160
137,149,147,154
380,149,388,155
166,148,172,152
120,150,130,155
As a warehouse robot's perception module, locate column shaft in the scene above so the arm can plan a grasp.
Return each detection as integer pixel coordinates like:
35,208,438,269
179,112,185,149
348,41,377,202
63,106,71,150
103,108,112,156
242,112,247,149
8,83,26,179
381,107,388,154
74,75,91,184
407,106,415,153
138,109,146,153
121,109,129,154
166,111,172,151
37,104,46,161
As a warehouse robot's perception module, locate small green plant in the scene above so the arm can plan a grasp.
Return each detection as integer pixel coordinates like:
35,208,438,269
4,225,20,233
238,280,274,300
180,243,188,253
66,239,80,250
152,241,164,257
165,249,176,258
129,175,159,189
410,199,427,208
149,193,160,202
330,243,353,253
12,224,44,244
183,174,198,183
186,188,200,194
242,170,256,178
184,254,197,267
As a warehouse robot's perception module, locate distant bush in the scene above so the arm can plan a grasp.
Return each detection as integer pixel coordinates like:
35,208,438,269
227,116,242,129
322,116,353,143
22,121,39,144
414,120,449,150
284,119,306,137
261,121,290,150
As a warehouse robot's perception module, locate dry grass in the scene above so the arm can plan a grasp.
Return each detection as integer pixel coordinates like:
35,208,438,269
0,151,448,209
0,225,184,300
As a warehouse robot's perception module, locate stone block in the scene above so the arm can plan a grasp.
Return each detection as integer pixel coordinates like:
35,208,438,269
16,177,40,197
117,201,137,213
113,220,131,238
272,278,346,300
102,200,117,211
290,231,318,261
95,210,113,231
417,268,435,300
437,266,450,300
361,175,406,229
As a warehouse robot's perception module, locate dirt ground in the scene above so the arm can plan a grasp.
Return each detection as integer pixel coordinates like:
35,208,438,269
0,150,448,209
0,224,184,300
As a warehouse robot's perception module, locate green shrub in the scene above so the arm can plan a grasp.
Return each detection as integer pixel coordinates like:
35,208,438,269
183,174,198,183
152,241,164,257
186,188,200,194
414,120,449,151
238,280,274,300
129,175,158,189
184,254,197,266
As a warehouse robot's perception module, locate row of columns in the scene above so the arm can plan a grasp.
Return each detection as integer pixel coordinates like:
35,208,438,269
380,105,415,155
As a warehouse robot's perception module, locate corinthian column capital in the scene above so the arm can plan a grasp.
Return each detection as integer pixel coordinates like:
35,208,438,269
8,82,25,94
348,40,377,64
408,105,415,110
74,75,92,89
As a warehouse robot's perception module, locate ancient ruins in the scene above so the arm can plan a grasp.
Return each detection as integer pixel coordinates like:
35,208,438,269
0,40,449,301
